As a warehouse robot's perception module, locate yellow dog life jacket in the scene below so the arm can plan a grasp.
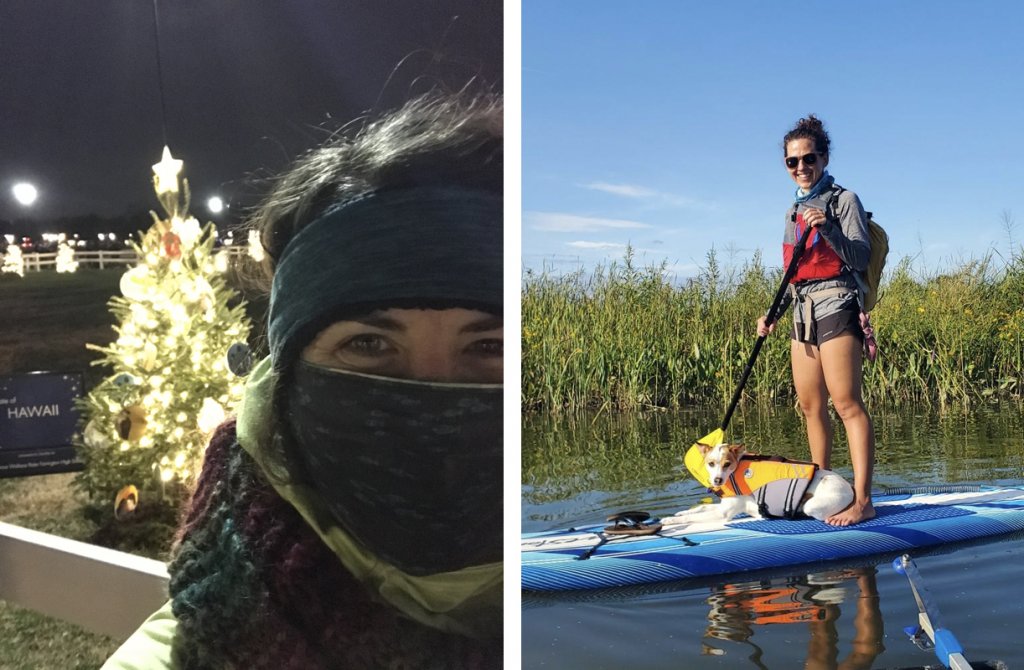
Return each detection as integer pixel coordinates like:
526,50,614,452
683,446,818,519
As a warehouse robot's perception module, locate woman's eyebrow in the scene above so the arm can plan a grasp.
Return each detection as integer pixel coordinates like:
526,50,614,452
351,314,405,330
461,316,503,333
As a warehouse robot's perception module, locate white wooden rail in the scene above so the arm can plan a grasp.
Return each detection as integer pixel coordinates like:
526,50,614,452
17,246,248,271
0,522,169,639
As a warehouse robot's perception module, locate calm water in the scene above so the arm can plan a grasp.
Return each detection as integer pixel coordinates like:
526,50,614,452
521,405,1024,669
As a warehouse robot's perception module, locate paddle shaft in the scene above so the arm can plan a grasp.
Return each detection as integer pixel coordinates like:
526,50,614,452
720,222,814,431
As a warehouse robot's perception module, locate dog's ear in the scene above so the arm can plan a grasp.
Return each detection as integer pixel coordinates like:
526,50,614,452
697,443,713,456
727,444,746,459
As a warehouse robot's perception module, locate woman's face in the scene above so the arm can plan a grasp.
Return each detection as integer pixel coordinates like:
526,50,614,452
785,138,828,191
301,308,502,383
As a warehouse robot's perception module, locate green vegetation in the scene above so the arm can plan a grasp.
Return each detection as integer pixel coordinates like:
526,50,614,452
0,599,119,670
523,247,1024,411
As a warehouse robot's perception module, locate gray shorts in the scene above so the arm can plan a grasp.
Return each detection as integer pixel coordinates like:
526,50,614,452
791,304,863,347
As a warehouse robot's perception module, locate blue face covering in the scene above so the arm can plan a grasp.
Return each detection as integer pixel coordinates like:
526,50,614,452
794,170,834,204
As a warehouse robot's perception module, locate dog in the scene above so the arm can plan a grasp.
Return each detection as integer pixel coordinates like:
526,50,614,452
662,443,854,526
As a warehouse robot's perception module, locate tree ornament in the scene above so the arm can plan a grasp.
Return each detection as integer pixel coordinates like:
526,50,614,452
115,405,148,443
113,373,140,387
120,266,154,301
162,231,182,259
152,146,183,196
114,484,139,520
140,342,159,372
173,217,202,250
83,420,112,449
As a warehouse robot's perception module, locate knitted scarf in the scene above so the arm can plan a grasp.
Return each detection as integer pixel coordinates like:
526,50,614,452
167,421,502,669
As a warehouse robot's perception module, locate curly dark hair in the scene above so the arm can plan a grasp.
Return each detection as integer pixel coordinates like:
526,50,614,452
783,114,831,157
247,90,502,286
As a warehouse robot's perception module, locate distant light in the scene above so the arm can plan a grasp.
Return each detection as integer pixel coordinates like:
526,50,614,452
3,235,13,245
98,233,106,241
207,196,224,214
12,182,37,206
109,233,117,240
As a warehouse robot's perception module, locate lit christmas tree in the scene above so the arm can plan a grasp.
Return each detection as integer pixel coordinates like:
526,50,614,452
55,237,79,273
2,244,25,277
76,147,251,509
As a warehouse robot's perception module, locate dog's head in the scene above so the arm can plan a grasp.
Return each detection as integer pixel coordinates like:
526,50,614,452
697,443,747,488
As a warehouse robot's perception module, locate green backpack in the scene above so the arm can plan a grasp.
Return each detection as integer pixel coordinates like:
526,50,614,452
829,185,888,313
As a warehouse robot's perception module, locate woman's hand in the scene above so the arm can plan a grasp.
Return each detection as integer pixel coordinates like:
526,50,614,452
756,316,776,337
801,206,827,228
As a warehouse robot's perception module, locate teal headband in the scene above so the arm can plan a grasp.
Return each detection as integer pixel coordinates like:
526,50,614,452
267,186,503,369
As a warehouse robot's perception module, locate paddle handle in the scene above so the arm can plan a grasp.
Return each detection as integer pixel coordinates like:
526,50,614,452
720,223,813,431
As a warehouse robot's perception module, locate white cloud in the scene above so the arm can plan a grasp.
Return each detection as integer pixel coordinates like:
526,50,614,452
581,182,717,210
567,241,627,249
527,211,652,232
583,182,659,198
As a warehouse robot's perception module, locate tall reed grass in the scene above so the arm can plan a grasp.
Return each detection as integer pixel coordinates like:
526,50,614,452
522,247,1024,411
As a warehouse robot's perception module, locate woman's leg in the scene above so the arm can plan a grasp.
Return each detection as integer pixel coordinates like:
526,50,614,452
791,339,832,470
819,332,876,525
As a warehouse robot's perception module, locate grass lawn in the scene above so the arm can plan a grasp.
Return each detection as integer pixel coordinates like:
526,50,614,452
0,270,121,387
0,268,268,665
0,600,119,670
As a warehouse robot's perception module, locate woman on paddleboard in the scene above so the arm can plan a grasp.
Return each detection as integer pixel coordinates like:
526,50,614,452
757,115,875,526
104,92,504,668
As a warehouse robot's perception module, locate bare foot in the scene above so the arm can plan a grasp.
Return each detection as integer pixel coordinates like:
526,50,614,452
825,500,876,527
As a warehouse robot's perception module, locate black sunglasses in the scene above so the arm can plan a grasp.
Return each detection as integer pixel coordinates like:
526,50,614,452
785,153,820,169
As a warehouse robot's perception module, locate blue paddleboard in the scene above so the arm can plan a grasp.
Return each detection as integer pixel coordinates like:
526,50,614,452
522,486,1024,591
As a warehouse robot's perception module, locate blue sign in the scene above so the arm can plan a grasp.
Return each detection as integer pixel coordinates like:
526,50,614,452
0,372,84,477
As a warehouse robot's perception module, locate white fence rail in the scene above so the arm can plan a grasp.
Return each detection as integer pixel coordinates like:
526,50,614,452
0,522,169,639
18,246,249,271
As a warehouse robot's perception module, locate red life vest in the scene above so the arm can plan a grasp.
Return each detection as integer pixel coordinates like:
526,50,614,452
782,211,844,283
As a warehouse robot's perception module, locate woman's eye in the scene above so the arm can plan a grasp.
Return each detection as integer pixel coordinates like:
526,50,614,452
340,334,394,356
468,338,503,357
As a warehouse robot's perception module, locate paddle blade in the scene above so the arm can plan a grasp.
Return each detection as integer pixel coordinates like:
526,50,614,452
685,428,725,488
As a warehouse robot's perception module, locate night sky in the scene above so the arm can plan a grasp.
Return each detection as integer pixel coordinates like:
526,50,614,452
0,1,502,229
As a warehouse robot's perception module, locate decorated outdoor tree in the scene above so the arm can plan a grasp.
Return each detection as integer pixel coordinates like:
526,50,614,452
76,147,251,511
2,244,25,277
56,238,79,273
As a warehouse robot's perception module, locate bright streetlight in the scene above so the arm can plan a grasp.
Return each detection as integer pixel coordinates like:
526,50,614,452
12,182,37,206
207,196,224,214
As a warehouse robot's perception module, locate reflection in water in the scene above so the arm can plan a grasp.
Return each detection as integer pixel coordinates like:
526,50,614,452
702,567,883,670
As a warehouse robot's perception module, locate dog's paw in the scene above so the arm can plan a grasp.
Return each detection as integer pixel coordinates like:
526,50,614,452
659,514,690,527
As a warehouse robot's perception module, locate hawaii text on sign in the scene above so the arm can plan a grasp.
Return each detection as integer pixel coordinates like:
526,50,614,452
0,372,85,477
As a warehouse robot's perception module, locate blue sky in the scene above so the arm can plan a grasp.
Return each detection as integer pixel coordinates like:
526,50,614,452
522,1,1024,279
